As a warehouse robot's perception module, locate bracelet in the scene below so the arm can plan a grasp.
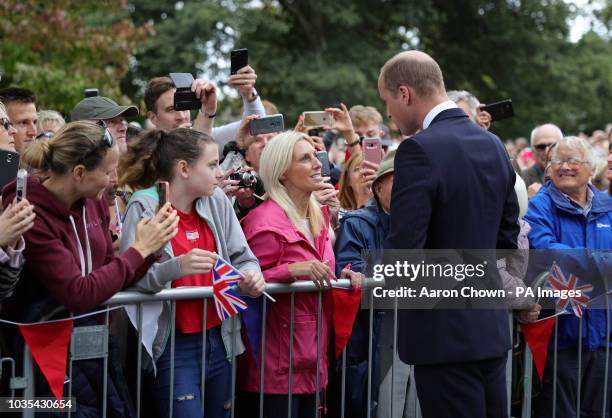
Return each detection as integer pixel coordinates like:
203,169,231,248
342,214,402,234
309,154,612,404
346,135,360,147
199,109,217,118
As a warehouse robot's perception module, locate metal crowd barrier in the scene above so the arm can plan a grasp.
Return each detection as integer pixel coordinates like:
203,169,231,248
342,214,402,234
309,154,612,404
2,277,610,418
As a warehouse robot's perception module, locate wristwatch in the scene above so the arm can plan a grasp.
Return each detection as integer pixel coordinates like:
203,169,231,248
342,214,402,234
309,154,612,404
248,89,259,103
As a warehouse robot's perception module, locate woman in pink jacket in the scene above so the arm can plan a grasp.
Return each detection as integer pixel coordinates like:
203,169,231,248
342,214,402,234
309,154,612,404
238,131,361,418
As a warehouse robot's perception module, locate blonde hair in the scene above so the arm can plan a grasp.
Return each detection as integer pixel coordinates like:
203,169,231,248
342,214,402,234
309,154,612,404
349,105,383,127
37,110,65,133
259,131,324,236
0,101,7,119
21,121,109,176
338,152,364,210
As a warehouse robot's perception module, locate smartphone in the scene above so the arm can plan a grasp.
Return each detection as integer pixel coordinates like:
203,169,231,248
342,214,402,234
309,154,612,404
230,49,249,75
315,151,332,179
156,181,170,210
302,111,333,128
362,137,383,165
0,150,20,192
16,169,27,202
481,99,514,122
168,72,201,111
249,114,284,135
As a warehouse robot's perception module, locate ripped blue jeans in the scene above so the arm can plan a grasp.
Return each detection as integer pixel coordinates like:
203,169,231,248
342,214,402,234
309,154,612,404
155,327,231,418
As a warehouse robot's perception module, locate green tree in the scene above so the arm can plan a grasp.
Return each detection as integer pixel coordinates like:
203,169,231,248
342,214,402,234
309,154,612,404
0,0,147,115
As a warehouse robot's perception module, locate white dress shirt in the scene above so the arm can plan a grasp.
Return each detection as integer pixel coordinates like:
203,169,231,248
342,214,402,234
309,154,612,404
422,100,458,130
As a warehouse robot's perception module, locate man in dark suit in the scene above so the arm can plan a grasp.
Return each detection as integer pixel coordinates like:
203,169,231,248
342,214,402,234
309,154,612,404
379,51,520,418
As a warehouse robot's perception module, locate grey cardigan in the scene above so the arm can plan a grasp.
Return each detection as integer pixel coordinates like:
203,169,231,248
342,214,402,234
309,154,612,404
120,186,261,366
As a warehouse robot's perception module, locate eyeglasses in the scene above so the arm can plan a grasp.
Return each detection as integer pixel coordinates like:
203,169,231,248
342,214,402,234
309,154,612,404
533,143,556,151
1,118,13,131
550,157,587,168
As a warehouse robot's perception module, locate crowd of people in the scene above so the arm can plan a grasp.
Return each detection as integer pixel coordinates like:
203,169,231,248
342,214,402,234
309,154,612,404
0,50,611,418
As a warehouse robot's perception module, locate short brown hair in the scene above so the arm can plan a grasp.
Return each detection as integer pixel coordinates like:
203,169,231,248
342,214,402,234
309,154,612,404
380,51,445,98
144,77,175,113
349,105,383,127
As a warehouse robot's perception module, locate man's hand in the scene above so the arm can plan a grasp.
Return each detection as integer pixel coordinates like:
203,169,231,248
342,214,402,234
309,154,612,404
340,267,363,290
517,303,541,324
236,115,260,150
229,65,258,101
476,106,492,130
220,167,241,198
325,103,356,140
192,79,218,115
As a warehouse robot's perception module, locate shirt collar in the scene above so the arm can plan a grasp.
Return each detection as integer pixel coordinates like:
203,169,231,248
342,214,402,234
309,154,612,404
422,100,458,130
562,186,594,217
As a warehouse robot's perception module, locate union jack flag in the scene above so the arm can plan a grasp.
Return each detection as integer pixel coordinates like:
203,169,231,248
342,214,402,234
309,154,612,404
213,257,248,321
544,262,593,318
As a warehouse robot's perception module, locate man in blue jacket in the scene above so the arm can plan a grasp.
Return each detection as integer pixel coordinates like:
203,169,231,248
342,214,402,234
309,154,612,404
525,136,612,418
379,51,519,418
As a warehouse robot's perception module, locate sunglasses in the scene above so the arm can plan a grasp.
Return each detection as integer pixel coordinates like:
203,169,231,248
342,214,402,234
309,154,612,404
533,143,555,151
97,120,114,148
36,130,55,140
78,121,114,164
1,117,13,131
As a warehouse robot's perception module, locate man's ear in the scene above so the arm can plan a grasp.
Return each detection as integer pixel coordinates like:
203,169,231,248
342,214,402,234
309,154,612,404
147,111,158,127
398,85,411,105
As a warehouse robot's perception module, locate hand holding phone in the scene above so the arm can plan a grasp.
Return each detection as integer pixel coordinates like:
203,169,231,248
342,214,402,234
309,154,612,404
302,111,334,129
16,169,27,202
230,49,249,75
315,151,332,181
249,114,284,135
480,99,514,122
362,137,383,165
169,73,201,111
156,181,170,211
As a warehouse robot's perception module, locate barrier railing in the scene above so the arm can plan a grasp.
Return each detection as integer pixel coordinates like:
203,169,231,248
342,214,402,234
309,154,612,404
1,276,610,418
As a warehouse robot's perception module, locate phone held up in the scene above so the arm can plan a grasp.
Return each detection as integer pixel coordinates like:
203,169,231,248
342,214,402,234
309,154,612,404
230,49,248,75
302,111,333,129
362,137,383,165
480,99,514,122
16,169,27,202
168,73,201,111
249,114,284,136
315,151,332,182
156,181,170,211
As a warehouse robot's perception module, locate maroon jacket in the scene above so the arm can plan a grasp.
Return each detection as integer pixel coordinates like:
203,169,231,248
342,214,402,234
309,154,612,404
2,177,154,314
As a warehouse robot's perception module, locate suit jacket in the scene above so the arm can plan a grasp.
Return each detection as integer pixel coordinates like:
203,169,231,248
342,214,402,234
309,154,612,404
386,107,520,365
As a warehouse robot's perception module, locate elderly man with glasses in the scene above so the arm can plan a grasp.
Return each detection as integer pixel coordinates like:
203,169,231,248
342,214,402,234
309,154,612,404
524,136,612,418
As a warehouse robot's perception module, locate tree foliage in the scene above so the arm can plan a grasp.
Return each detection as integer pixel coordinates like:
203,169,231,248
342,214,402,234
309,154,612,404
0,0,147,115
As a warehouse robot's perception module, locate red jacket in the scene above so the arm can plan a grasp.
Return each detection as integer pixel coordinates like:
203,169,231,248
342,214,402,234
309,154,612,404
2,177,154,314
239,198,334,394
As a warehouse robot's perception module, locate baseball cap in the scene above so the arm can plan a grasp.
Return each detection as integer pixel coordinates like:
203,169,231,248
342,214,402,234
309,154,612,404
373,149,396,186
71,96,138,121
